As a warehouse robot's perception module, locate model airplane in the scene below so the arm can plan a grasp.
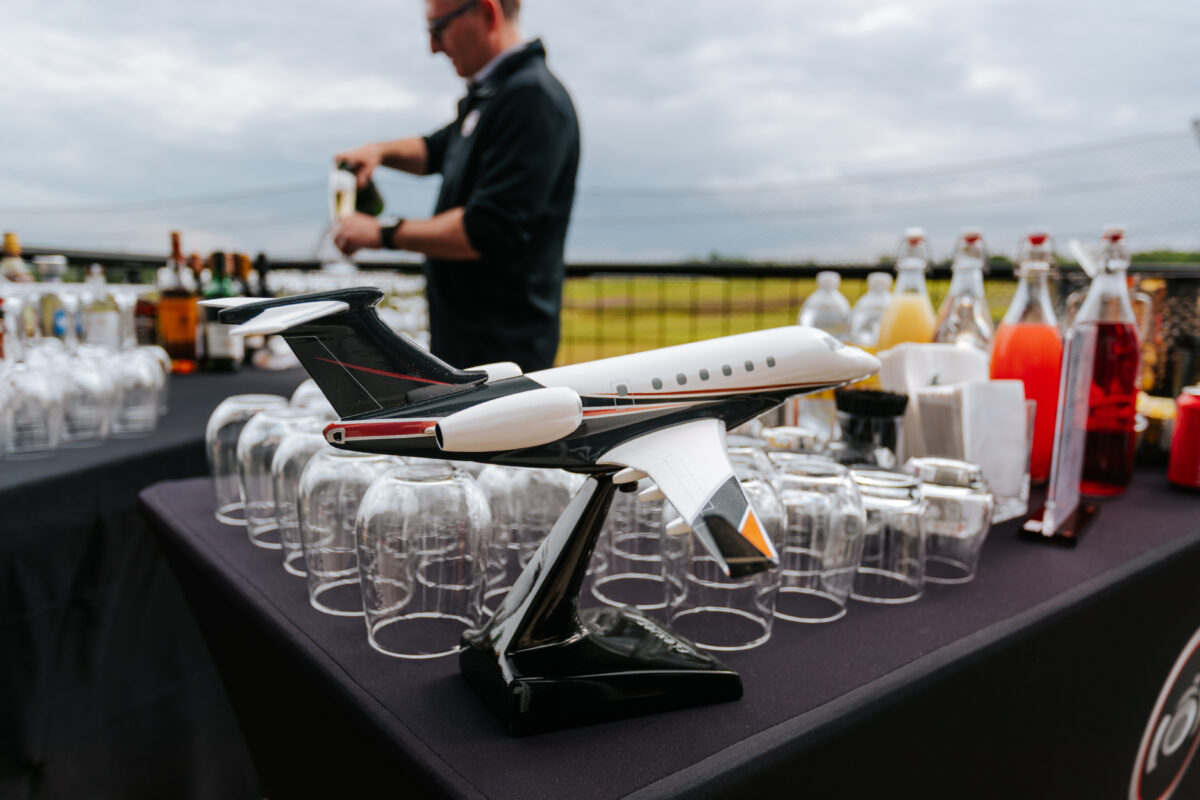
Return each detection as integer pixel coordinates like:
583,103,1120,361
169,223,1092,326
207,287,880,580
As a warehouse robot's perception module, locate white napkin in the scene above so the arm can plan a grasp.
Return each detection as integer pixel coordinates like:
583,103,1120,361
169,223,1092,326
877,343,989,460
961,379,1028,500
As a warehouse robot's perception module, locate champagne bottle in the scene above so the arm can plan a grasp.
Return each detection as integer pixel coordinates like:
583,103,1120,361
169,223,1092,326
338,162,385,216
202,251,243,372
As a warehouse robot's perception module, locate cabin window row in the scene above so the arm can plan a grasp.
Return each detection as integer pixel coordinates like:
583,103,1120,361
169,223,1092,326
644,356,777,391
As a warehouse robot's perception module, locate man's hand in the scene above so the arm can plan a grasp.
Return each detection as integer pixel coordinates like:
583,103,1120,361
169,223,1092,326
333,213,382,255
334,143,384,189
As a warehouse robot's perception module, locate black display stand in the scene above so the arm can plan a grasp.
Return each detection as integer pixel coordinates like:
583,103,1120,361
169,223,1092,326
460,475,741,735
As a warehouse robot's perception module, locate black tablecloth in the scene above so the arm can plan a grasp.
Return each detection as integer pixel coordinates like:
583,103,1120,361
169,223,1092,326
143,470,1200,799
1,368,306,800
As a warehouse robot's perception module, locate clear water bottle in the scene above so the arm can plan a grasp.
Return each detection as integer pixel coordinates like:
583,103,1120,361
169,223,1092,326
934,227,994,355
797,271,851,341
848,272,893,348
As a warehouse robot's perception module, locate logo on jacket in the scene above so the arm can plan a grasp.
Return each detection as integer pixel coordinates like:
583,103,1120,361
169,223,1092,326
1131,626,1200,800
461,109,481,138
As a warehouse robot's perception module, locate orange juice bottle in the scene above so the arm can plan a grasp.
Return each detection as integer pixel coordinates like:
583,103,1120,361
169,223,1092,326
877,228,936,350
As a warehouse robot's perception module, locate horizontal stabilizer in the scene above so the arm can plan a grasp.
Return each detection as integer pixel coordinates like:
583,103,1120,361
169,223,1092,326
227,301,350,337
197,297,266,310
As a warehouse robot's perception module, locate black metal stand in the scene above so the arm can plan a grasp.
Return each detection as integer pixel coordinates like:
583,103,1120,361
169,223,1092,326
459,473,743,735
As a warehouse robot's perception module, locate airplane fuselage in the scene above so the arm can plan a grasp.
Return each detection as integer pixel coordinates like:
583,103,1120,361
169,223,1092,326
323,326,876,471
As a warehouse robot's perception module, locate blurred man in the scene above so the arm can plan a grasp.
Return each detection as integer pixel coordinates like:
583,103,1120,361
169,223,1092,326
334,0,580,372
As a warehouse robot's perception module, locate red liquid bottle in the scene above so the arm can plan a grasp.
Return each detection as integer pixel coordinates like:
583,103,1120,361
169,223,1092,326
990,231,1062,483
1076,225,1139,497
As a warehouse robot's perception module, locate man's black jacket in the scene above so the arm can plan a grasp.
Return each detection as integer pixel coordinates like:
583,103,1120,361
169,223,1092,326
423,39,579,372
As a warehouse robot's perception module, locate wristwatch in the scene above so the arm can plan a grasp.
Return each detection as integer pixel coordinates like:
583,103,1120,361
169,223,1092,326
379,219,405,250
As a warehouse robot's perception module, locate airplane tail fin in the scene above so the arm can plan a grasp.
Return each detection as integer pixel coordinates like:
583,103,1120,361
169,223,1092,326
213,288,486,418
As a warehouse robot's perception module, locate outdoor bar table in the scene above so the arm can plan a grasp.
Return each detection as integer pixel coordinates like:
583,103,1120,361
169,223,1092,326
2,367,305,800
142,467,1200,799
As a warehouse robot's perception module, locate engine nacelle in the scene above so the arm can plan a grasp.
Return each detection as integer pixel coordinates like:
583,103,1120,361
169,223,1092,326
434,386,582,452
465,361,524,382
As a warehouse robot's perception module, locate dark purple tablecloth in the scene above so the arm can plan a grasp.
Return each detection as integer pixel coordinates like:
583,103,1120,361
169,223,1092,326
2,367,306,800
142,471,1200,799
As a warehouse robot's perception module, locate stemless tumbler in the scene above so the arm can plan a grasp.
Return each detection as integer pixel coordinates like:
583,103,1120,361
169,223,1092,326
850,468,926,604
298,450,397,616
236,406,323,548
110,348,163,436
272,430,333,576
662,469,785,652
591,484,667,611
356,461,489,659
3,363,64,458
206,394,289,524
772,454,866,623
903,457,994,584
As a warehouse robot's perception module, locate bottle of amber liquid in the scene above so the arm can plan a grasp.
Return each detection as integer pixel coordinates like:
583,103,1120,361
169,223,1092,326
1074,227,1140,497
157,231,201,373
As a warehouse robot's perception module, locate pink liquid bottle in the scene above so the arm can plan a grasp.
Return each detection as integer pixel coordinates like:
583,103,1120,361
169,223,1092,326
1073,225,1140,497
990,231,1062,484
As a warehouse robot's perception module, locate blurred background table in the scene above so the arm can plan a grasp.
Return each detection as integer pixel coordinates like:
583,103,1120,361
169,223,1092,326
143,468,1200,799
1,367,305,800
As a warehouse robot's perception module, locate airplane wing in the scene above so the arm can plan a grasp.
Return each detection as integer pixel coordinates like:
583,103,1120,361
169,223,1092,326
598,418,779,579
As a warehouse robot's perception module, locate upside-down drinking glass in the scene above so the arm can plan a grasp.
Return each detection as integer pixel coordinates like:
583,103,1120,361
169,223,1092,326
298,449,397,616
206,394,289,525
356,461,489,658
236,406,323,548
272,430,334,576
850,468,926,604
771,454,866,623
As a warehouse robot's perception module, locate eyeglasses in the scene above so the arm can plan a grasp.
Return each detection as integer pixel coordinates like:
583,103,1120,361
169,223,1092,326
427,0,479,41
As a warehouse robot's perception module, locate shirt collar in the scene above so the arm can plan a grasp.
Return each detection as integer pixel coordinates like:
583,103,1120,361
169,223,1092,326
469,39,529,89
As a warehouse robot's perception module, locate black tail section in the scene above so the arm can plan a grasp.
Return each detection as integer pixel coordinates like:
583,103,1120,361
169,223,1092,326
220,288,486,418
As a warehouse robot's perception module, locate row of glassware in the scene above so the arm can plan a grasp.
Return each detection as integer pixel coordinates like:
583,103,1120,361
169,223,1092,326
1,338,171,458
207,388,996,657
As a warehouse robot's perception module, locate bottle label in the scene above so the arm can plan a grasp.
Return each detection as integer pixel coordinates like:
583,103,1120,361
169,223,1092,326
84,311,121,348
206,322,244,361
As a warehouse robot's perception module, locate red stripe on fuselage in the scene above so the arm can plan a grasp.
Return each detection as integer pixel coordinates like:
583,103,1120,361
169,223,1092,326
337,420,437,439
314,356,450,385
586,380,832,398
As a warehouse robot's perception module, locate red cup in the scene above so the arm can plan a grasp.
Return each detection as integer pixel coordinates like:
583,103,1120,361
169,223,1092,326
1168,387,1200,489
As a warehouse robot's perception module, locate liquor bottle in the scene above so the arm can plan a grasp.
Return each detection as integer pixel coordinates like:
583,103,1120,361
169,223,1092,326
128,268,160,347
253,253,273,298
990,231,1062,484
876,228,937,349
202,252,243,372
157,231,201,373
1,232,34,282
797,271,851,340
82,263,122,349
848,272,893,348
934,227,994,355
34,254,77,347
1074,228,1140,497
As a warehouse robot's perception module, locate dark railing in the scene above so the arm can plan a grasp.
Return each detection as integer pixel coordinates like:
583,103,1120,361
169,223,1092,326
21,246,1200,364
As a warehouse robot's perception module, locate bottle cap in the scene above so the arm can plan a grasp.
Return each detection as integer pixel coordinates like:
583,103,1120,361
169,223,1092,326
2,232,19,257
816,271,840,290
1026,231,1049,246
904,227,925,246
1102,224,1126,243
960,227,983,245
867,272,892,292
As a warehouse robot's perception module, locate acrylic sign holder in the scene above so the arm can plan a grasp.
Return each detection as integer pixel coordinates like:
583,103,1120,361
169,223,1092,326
459,473,743,735
1022,325,1099,544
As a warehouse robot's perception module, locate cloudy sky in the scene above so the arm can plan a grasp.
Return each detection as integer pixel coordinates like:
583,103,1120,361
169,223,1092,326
3,0,1199,263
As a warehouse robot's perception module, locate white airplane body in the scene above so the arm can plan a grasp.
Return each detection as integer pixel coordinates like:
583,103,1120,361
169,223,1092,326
208,288,880,578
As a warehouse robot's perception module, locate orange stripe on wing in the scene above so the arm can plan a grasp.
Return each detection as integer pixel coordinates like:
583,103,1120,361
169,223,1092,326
739,508,774,558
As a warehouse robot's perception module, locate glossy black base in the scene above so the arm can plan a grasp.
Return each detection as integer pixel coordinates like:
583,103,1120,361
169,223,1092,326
460,606,742,735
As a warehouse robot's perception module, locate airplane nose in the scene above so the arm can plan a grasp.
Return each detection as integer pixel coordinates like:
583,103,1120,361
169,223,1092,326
840,343,881,379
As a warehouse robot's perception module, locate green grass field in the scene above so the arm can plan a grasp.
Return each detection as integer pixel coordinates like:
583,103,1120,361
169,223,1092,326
558,275,1017,364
